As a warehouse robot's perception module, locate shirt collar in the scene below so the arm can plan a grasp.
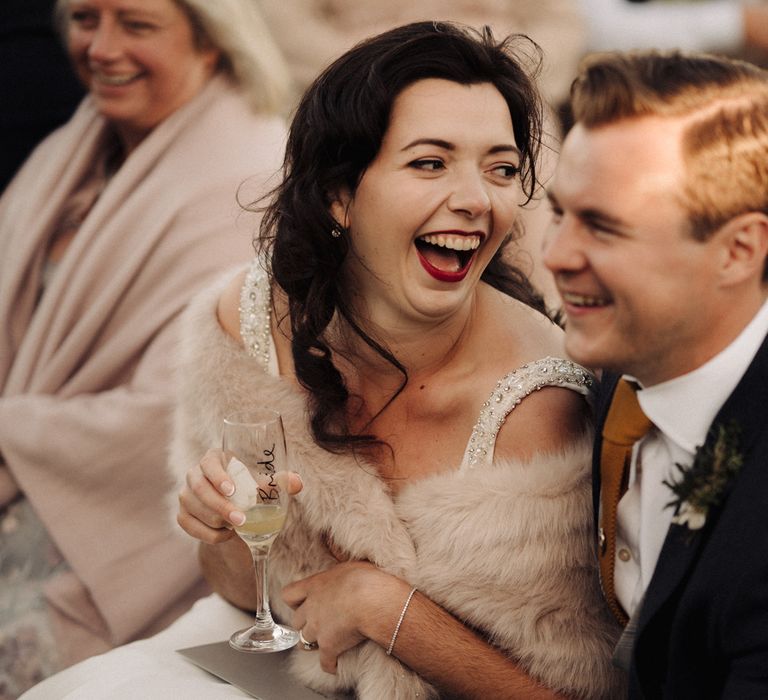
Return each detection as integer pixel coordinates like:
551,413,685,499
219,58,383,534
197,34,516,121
630,298,768,454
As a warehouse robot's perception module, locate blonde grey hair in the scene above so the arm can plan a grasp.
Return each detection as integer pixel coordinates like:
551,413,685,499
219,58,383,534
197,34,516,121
54,0,293,115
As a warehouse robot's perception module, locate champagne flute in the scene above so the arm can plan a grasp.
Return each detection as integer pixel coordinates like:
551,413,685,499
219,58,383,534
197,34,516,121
223,409,299,653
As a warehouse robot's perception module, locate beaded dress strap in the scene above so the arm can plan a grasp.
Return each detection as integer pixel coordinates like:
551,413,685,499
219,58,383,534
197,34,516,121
462,357,595,469
239,259,272,371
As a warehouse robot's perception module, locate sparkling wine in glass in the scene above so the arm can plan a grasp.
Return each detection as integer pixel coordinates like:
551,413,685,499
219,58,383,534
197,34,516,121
223,409,299,653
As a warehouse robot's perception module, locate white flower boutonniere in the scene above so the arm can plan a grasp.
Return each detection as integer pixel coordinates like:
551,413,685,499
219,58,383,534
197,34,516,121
671,501,707,530
664,421,743,532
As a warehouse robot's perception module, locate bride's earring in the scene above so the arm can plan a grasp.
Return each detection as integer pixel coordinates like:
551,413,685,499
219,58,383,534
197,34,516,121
330,222,345,238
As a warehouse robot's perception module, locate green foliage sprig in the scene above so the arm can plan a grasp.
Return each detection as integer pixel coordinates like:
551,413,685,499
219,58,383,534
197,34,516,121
664,421,743,531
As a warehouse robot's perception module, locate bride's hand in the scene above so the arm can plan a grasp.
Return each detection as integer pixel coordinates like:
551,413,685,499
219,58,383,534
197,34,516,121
283,561,403,673
177,449,242,544
177,449,303,544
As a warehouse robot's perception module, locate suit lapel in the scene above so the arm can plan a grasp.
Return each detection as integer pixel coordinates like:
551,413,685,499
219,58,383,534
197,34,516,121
637,330,768,639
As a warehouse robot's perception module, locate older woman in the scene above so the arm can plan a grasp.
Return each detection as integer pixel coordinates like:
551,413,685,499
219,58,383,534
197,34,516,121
0,0,288,693
21,21,623,700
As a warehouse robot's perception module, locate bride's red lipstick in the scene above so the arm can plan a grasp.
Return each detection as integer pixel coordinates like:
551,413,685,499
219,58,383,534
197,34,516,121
416,250,474,282
415,230,483,283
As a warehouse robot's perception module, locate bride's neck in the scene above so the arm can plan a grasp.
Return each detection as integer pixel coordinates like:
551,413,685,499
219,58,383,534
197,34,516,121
329,297,478,397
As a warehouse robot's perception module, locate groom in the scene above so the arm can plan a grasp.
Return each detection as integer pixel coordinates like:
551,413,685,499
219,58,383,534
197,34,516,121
544,51,768,697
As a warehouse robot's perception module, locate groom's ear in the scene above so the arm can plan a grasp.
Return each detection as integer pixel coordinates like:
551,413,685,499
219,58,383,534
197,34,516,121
716,212,768,288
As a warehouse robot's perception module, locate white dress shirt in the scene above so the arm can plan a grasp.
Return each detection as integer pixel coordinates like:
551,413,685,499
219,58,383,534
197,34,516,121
614,298,768,618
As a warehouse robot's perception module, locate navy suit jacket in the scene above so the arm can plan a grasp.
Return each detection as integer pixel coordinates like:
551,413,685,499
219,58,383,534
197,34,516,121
593,333,768,699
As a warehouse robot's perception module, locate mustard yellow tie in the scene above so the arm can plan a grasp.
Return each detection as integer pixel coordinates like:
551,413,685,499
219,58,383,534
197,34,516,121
599,379,653,626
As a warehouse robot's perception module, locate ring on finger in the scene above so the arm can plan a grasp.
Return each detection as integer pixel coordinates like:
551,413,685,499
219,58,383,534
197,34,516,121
299,629,318,651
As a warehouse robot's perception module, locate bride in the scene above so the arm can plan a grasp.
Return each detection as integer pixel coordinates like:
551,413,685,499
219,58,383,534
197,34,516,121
175,21,623,699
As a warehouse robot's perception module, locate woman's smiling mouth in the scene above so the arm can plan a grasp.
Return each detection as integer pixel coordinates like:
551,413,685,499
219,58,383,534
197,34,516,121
414,231,482,282
92,71,143,87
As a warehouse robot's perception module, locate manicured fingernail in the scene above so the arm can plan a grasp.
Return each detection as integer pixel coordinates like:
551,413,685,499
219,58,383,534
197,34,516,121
230,511,245,527
221,480,235,497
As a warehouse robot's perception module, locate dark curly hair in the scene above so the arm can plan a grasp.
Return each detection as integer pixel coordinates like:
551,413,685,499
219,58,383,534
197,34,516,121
259,21,550,453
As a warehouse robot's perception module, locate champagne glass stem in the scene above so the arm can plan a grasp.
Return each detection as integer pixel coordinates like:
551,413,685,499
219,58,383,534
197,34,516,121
249,543,275,628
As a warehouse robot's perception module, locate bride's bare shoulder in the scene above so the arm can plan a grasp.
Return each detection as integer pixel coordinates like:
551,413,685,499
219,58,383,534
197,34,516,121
474,287,590,461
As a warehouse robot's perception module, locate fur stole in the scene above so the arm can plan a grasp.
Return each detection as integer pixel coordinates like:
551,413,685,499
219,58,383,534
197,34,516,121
170,277,624,699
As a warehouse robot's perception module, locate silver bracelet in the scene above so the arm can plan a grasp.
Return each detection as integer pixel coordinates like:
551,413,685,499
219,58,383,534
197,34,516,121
385,586,417,656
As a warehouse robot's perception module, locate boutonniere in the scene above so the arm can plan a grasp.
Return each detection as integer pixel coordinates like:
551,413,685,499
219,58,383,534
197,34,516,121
664,421,743,531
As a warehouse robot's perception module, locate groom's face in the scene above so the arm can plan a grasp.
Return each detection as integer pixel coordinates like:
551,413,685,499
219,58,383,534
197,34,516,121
544,116,725,386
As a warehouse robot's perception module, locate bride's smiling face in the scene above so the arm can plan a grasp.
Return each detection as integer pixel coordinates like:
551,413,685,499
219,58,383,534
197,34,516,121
332,78,523,327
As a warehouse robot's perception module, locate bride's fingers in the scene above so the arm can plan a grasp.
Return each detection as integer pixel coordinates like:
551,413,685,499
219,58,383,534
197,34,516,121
272,470,303,496
281,578,309,610
180,476,245,529
176,489,245,544
319,648,338,674
286,471,303,495
186,464,245,524
290,604,307,632
176,506,236,544
179,487,226,527
198,449,235,497
253,470,303,497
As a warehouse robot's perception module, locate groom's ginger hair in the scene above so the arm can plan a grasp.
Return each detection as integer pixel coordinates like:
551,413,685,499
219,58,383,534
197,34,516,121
570,51,768,244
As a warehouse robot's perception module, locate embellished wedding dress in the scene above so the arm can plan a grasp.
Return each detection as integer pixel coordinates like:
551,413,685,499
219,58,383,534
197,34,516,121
21,262,624,700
